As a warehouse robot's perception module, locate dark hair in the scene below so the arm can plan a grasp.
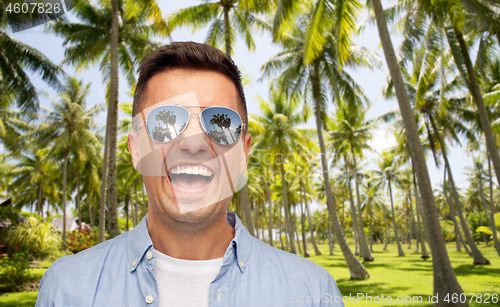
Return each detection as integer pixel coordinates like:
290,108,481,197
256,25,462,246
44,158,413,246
133,41,247,127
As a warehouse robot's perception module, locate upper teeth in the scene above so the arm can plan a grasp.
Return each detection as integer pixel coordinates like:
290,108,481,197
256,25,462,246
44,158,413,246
169,165,213,177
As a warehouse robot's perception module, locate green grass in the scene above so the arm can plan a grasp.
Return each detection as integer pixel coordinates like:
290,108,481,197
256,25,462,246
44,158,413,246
309,243,500,306
1,243,499,306
0,292,38,307
0,266,45,306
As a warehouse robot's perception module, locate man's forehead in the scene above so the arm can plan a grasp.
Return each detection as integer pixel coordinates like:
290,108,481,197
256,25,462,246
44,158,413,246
142,69,239,109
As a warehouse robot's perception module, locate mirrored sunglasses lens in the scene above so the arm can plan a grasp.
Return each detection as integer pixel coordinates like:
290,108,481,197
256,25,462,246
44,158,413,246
146,106,189,143
201,107,243,145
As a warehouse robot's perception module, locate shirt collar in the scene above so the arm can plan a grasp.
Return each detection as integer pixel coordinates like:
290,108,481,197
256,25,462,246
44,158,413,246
126,211,253,273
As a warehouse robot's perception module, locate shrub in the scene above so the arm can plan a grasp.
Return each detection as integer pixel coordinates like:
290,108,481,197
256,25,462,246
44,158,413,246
4,217,62,259
0,251,31,291
67,226,98,254
440,220,455,242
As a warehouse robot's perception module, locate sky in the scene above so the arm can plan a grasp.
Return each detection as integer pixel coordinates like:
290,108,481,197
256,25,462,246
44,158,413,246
3,0,479,209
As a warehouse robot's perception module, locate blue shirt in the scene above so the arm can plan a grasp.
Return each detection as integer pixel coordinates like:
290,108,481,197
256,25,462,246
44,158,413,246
36,212,344,306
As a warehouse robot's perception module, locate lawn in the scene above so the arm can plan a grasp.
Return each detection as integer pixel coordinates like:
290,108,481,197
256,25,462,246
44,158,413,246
0,243,499,306
310,243,500,306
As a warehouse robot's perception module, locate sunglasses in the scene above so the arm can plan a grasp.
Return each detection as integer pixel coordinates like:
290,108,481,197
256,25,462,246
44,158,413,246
133,105,246,146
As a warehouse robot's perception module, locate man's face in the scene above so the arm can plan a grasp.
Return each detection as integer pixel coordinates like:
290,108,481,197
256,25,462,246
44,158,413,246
128,69,251,228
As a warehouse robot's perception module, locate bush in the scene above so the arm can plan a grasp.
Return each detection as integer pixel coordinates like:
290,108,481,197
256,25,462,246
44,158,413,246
4,217,62,259
0,251,31,291
67,226,98,254
440,220,455,242
467,212,490,242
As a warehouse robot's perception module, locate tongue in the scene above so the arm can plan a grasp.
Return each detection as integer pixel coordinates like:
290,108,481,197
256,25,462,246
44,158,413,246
174,174,207,189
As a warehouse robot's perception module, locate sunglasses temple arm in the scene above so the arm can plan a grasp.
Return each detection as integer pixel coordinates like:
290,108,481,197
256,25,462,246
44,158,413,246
132,120,146,132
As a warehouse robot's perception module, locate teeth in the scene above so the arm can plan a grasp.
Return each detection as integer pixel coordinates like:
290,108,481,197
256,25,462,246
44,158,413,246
169,165,213,177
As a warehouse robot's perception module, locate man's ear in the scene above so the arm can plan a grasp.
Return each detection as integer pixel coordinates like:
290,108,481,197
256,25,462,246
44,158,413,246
240,133,252,174
128,132,141,170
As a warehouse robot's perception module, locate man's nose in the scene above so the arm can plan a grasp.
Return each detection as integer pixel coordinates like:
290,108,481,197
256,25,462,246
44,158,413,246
177,113,210,154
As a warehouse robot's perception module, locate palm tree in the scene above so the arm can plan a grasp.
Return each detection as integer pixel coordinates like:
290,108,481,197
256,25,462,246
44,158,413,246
34,77,102,248
295,151,323,255
327,100,374,261
8,147,54,218
464,156,500,256
0,92,33,154
49,0,164,240
382,25,490,264
363,177,384,253
262,5,380,278
371,151,405,256
0,22,62,115
251,86,314,254
118,102,144,227
167,0,275,56
369,0,466,301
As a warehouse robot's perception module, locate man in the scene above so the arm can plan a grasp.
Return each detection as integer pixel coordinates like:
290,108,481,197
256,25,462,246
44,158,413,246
36,42,344,307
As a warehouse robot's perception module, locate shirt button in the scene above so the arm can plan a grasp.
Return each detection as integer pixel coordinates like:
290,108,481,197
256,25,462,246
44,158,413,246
132,260,137,267
239,260,244,268
145,295,154,304
146,251,153,260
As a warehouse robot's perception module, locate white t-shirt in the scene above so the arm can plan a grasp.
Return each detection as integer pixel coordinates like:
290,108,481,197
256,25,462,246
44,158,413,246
152,248,223,307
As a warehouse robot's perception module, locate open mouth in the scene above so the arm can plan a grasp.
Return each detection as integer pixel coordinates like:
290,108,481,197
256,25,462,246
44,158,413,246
168,165,215,189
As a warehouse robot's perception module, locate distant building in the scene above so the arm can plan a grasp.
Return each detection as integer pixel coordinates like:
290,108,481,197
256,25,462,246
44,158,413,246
51,217,91,232
0,197,26,228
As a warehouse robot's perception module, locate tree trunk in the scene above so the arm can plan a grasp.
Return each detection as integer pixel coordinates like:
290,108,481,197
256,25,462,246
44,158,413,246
280,160,298,254
91,191,95,229
388,180,405,256
478,174,500,254
442,166,461,252
260,201,265,241
223,5,231,56
412,169,431,259
278,201,284,250
125,195,129,232
429,114,489,264
240,186,256,236
76,167,81,225
383,205,389,251
107,0,120,239
253,200,259,239
38,182,43,218
293,205,303,255
62,148,69,250
488,155,500,256
443,175,462,253
372,0,465,302
328,219,334,255
453,27,500,189
369,203,373,252
407,200,412,249
312,63,369,279
303,182,321,255
267,182,274,247
299,187,310,257
98,98,111,243
89,190,94,229
346,167,360,256
414,190,422,253
351,149,374,261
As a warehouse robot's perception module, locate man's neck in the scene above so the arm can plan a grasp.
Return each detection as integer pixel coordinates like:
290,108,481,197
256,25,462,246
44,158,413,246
147,210,235,260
